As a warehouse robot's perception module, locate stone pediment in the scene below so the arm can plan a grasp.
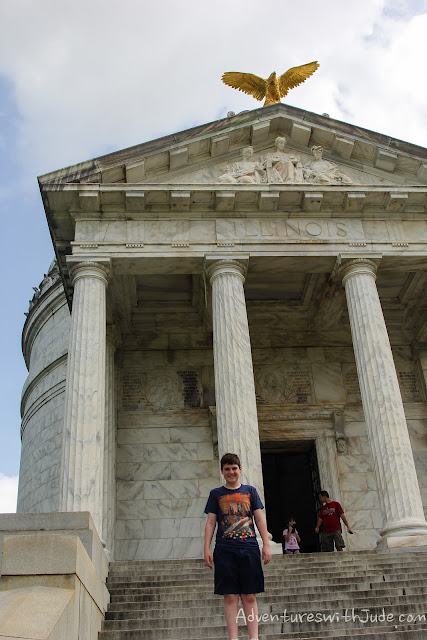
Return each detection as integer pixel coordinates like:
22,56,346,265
39,103,427,190
150,142,393,187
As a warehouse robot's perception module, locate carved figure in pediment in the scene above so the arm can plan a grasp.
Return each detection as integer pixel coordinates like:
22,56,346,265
218,146,266,184
262,136,304,184
304,145,353,184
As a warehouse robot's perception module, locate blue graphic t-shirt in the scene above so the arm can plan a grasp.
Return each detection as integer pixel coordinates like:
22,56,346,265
204,484,264,547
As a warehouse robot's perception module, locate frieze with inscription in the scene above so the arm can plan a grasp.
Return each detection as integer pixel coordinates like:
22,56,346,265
215,218,362,243
74,218,427,248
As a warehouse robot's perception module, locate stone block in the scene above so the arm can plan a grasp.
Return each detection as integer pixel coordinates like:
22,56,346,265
169,426,212,443
312,363,345,403
376,533,427,551
116,499,172,520
172,536,204,559
170,460,217,480
144,480,200,500
116,462,171,482
0,513,107,583
0,534,108,614
0,585,75,640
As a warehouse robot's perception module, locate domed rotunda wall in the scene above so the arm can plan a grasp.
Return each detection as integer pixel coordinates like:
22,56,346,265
18,264,70,512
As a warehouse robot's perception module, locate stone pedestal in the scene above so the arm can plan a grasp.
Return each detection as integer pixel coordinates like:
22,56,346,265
60,261,109,538
339,258,427,543
206,258,263,496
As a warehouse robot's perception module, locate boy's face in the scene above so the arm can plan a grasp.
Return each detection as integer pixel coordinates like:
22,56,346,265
221,463,241,484
319,494,328,504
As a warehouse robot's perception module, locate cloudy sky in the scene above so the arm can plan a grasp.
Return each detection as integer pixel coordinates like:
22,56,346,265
1,0,426,511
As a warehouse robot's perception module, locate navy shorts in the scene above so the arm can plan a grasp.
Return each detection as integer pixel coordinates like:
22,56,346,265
213,542,264,595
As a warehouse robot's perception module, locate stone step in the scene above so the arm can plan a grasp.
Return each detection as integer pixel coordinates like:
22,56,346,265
261,625,427,639
106,574,427,597
108,552,424,574
99,621,427,640
107,562,424,582
101,552,427,640
106,566,427,589
108,584,411,604
105,593,427,621
111,550,416,571
107,590,427,616
103,601,427,629
107,572,386,590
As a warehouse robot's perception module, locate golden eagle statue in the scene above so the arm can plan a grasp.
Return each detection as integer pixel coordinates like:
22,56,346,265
222,61,319,106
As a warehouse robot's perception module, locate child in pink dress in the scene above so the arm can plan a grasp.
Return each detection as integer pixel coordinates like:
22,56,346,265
283,516,301,554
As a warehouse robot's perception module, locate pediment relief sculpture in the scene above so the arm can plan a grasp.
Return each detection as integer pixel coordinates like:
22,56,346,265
304,145,353,185
217,137,352,186
261,136,304,183
218,146,266,184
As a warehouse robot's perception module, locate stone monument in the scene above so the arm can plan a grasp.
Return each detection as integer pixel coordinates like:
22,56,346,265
2,101,427,638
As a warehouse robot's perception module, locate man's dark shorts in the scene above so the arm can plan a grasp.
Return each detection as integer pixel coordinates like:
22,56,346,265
321,530,345,552
213,542,264,594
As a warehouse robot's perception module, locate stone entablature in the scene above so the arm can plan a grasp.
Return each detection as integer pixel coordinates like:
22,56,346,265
44,184,427,216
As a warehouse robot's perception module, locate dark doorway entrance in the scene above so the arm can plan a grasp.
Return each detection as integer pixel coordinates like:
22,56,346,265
261,442,321,553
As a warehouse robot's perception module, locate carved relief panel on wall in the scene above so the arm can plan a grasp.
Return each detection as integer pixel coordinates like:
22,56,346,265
121,369,202,410
254,365,314,404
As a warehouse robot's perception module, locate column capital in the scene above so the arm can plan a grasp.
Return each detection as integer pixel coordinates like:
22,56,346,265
332,254,382,285
67,260,111,286
204,256,249,285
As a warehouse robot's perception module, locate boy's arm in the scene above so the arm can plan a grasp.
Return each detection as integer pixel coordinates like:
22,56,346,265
315,516,322,533
204,513,217,569
253,509,272,564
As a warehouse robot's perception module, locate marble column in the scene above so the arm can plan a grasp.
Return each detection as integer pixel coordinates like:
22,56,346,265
339,258,427,541
415,348,427,400
60,261,110,538
103,327,118,558
206,258,263,498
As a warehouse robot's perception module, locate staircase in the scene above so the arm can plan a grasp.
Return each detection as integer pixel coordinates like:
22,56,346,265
99,550,427,639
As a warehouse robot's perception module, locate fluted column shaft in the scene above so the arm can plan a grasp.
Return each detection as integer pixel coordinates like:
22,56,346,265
207,259,264,498
60,261,109,537
103,330,117,557
340,259,427,538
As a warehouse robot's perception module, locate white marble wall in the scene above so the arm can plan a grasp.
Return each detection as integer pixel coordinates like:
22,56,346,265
116,391,219,560
18,285,70,513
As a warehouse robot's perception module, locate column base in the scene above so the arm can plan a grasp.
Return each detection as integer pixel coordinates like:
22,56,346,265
376,533,427,553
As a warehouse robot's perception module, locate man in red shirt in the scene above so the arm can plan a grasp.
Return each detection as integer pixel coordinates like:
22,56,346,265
315,490,353,551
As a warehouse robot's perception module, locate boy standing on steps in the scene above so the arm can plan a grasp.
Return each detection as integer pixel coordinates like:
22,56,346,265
204,452,271,640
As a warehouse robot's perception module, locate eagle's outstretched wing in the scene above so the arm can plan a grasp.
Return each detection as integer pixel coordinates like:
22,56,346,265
221,72,266,102
278,61,319,97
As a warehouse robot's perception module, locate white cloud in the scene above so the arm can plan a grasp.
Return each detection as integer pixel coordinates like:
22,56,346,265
0,473,18,513
3,0,426,179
